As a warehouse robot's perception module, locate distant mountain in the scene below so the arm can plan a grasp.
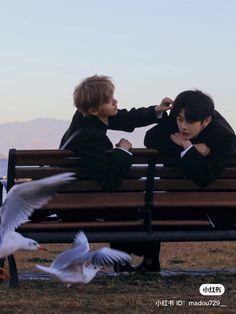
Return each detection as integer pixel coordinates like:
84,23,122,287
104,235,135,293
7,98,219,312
0,118,70,158
0,118,153,158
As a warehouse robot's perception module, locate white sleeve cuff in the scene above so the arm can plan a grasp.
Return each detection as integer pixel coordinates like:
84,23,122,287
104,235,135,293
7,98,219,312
115,147,133,156
180,144,193,158
155,111,163,119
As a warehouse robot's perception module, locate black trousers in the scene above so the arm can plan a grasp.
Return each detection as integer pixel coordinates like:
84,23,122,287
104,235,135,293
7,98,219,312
110,241,161,257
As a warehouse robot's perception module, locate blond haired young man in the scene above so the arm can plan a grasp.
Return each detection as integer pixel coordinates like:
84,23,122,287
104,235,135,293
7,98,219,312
60,75,172,191
60,75,172,272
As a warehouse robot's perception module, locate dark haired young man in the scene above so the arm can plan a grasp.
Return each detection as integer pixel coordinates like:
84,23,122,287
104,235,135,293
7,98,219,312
145,90,236,187
141,90,236,273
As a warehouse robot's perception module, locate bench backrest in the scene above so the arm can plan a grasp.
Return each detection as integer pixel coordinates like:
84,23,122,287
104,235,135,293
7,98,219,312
7,148,160,209
7,148,236,209
6,148,236,242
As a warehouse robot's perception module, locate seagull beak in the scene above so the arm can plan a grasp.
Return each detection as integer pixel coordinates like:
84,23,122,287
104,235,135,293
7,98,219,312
38,245,48,251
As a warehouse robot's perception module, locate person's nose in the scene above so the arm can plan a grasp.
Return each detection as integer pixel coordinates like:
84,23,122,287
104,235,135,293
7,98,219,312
181,120,188,131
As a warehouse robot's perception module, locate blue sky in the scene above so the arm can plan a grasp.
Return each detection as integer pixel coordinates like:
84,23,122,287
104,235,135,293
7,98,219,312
1,0,236,129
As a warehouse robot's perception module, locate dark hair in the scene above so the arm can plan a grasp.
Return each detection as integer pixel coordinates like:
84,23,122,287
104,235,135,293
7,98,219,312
74,75,114,114
172,90,214,121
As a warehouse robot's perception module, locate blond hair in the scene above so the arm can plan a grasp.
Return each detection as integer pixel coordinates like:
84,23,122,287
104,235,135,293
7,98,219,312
74,75,114,114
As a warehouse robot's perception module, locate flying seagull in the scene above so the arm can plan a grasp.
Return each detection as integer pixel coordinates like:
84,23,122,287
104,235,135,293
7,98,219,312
36,231,131,284
0,172,75,267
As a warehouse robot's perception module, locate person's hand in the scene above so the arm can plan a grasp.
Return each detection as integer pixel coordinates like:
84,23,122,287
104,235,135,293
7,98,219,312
170,132,192,149
155,97,173,113
194,143,210,157
116,138,132,151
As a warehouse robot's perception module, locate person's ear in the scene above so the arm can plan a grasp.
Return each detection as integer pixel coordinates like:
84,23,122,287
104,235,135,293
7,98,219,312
88,107,99,116
202,116,212,128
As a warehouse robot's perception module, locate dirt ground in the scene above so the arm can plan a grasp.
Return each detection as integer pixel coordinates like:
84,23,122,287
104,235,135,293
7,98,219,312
0,241,235,314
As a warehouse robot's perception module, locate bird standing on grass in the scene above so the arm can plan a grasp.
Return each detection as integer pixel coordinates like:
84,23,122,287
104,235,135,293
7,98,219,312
36,231,131,285
0,172,75,279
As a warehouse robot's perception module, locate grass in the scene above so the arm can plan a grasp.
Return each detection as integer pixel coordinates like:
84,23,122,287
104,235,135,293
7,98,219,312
0,241,236,314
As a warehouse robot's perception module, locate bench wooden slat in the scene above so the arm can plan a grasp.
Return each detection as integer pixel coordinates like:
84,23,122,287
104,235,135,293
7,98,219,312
14,165,236,180
14,149,73,157
15,157,80,167
17,219,210,231
154,179,236,191
12,148,236,168
153,167,236,178
17,230,236,244
153,192,236,208
18,220,144,230
152,219,210,226
13,148,164,166
13,178,147,192
14,167,80,179
14,165,149,180
63,180,147,192
42,192,145,209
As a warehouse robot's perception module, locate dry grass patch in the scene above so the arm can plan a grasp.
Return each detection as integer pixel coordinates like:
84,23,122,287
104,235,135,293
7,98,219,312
0,241,235,313
13,241,236,271
0,274,235,314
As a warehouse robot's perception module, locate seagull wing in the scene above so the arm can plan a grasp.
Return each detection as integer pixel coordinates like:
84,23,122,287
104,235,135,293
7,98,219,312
72,231,90,251
51,231,90,270
0,172,75,240
51,244,88,270
0,179,7,190
75,247,132,266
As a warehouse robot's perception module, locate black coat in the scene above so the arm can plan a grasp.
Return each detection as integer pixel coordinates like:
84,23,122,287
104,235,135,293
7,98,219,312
60,106,159,192
144,110,236,187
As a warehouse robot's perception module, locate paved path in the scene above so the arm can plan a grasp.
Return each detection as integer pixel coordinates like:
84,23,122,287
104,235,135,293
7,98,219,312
18,268,236,281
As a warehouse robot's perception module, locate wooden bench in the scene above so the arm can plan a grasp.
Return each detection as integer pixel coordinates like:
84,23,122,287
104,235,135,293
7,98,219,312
1,148,236,287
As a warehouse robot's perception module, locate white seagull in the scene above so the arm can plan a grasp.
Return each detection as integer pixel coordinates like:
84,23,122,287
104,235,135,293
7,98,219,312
0,172,75,262
36,231,131,284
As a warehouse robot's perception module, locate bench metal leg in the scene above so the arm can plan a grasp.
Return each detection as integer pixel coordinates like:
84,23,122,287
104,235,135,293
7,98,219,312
0,181,3,206
0,258,6,284
8,255,19,288
0,258,5,268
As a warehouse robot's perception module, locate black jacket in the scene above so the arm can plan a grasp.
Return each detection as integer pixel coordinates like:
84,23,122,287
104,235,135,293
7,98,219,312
60,106,159,192
144,110,236,187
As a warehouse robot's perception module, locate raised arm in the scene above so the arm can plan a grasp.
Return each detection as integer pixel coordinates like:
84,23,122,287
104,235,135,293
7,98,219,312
108,98,173,132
